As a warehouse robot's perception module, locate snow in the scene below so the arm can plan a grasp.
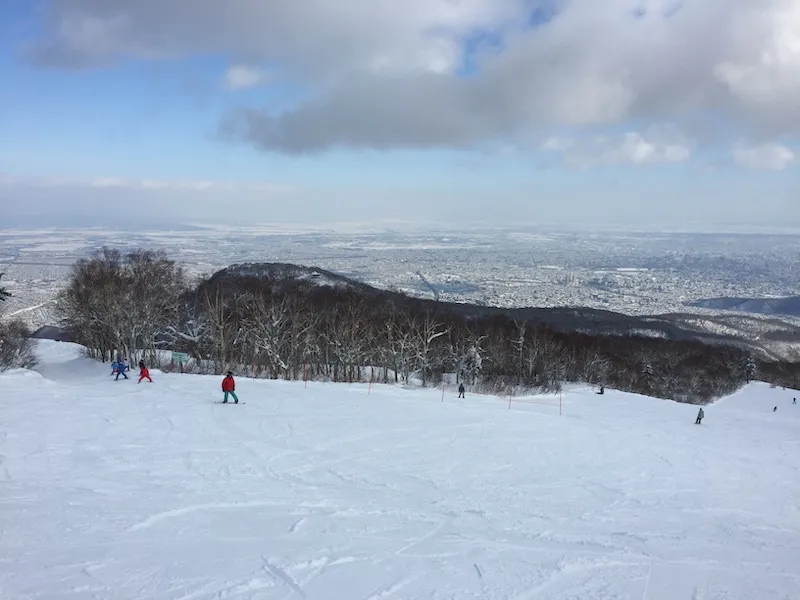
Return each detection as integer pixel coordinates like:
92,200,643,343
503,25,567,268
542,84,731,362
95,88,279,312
1,341,799,599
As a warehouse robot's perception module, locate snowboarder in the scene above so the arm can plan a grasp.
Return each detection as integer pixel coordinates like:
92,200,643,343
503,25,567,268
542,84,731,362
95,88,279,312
695,407,704,424
138,360,153,383
222,371,239,404
458,382,465,398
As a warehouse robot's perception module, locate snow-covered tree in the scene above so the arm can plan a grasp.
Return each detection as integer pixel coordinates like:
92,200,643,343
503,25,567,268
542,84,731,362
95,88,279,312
413,313,449,387
0,273,10,302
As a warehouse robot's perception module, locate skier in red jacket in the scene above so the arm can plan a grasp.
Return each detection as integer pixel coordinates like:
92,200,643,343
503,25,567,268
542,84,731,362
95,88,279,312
138,360,153,383
222,371,238,403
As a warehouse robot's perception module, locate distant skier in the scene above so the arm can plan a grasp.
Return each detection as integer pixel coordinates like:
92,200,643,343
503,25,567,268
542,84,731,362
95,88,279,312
222,371,239,404
458,382,465,398
794,398,796,405
774,406,778,412
598,386,605,395
695,407,704,424
138,360,153,383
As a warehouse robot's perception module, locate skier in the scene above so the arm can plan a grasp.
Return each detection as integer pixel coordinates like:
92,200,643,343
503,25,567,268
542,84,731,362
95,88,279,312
222,371,239,404
114,362,128,381
773,406,778,412
111,359,119,375
138,360,153,383
458,382,465,398
598,386,605,395
794,398,796,405
695,407,704,424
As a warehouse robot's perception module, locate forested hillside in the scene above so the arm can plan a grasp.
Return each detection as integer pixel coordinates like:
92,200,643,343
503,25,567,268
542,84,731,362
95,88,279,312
56,250,800,403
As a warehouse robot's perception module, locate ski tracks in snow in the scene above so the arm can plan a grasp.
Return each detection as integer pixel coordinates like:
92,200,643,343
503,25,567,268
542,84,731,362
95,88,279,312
260,556,307,598
5,343,800,600
127,501,282,532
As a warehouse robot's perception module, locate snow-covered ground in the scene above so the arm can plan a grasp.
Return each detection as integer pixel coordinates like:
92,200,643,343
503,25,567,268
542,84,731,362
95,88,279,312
1,341,799,599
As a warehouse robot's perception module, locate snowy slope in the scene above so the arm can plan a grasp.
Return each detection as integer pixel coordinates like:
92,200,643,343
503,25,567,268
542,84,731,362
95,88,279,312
1,341,798,600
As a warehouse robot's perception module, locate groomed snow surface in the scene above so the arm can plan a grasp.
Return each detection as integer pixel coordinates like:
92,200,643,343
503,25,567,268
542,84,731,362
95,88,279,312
1,341,799,600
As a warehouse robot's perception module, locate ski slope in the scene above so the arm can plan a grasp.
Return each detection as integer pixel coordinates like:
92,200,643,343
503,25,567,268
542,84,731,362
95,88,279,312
1,341,799,600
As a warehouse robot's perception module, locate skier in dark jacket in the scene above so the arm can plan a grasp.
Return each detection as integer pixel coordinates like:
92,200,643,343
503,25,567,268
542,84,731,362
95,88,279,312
458,382,465,398
222,371,238,403
695,408,704,424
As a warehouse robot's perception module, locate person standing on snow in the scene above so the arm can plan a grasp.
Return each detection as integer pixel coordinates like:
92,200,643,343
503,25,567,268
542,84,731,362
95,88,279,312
458,382,465,398
695,407,704,424
115,357,129,380
138,360,153,383
222,371,239,403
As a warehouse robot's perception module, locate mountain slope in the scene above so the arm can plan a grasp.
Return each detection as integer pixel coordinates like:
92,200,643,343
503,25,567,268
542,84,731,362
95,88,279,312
208,262,800,360
0,341,798,599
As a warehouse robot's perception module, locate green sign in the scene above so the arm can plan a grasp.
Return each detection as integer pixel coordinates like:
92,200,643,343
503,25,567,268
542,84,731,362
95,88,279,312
172,352,190,364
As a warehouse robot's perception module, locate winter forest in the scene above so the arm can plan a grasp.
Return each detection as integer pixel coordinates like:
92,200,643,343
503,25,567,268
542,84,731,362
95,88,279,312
51,248,800,404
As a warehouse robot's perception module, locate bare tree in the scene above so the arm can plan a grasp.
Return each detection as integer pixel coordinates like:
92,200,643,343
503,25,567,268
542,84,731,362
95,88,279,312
201,285,237,375
59,248,127,361
511,320,526,386
0,282,36,371
244,292,294,379
413,313,449,387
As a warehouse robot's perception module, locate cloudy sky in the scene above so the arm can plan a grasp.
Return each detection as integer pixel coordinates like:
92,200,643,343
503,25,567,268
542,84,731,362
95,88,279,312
1,0,798,229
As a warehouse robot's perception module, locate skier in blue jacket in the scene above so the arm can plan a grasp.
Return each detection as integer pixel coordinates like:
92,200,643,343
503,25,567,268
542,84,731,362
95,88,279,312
115,356,129,380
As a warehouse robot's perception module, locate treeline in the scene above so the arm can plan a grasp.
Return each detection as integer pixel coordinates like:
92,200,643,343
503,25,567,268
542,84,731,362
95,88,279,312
58,249,800,404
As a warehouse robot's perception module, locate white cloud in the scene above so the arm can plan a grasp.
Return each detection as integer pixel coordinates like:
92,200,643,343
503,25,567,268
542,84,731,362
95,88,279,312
22,0,800,153
224,65,268,90
733,143,796,171
714,2,800,122
542,128,692,168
